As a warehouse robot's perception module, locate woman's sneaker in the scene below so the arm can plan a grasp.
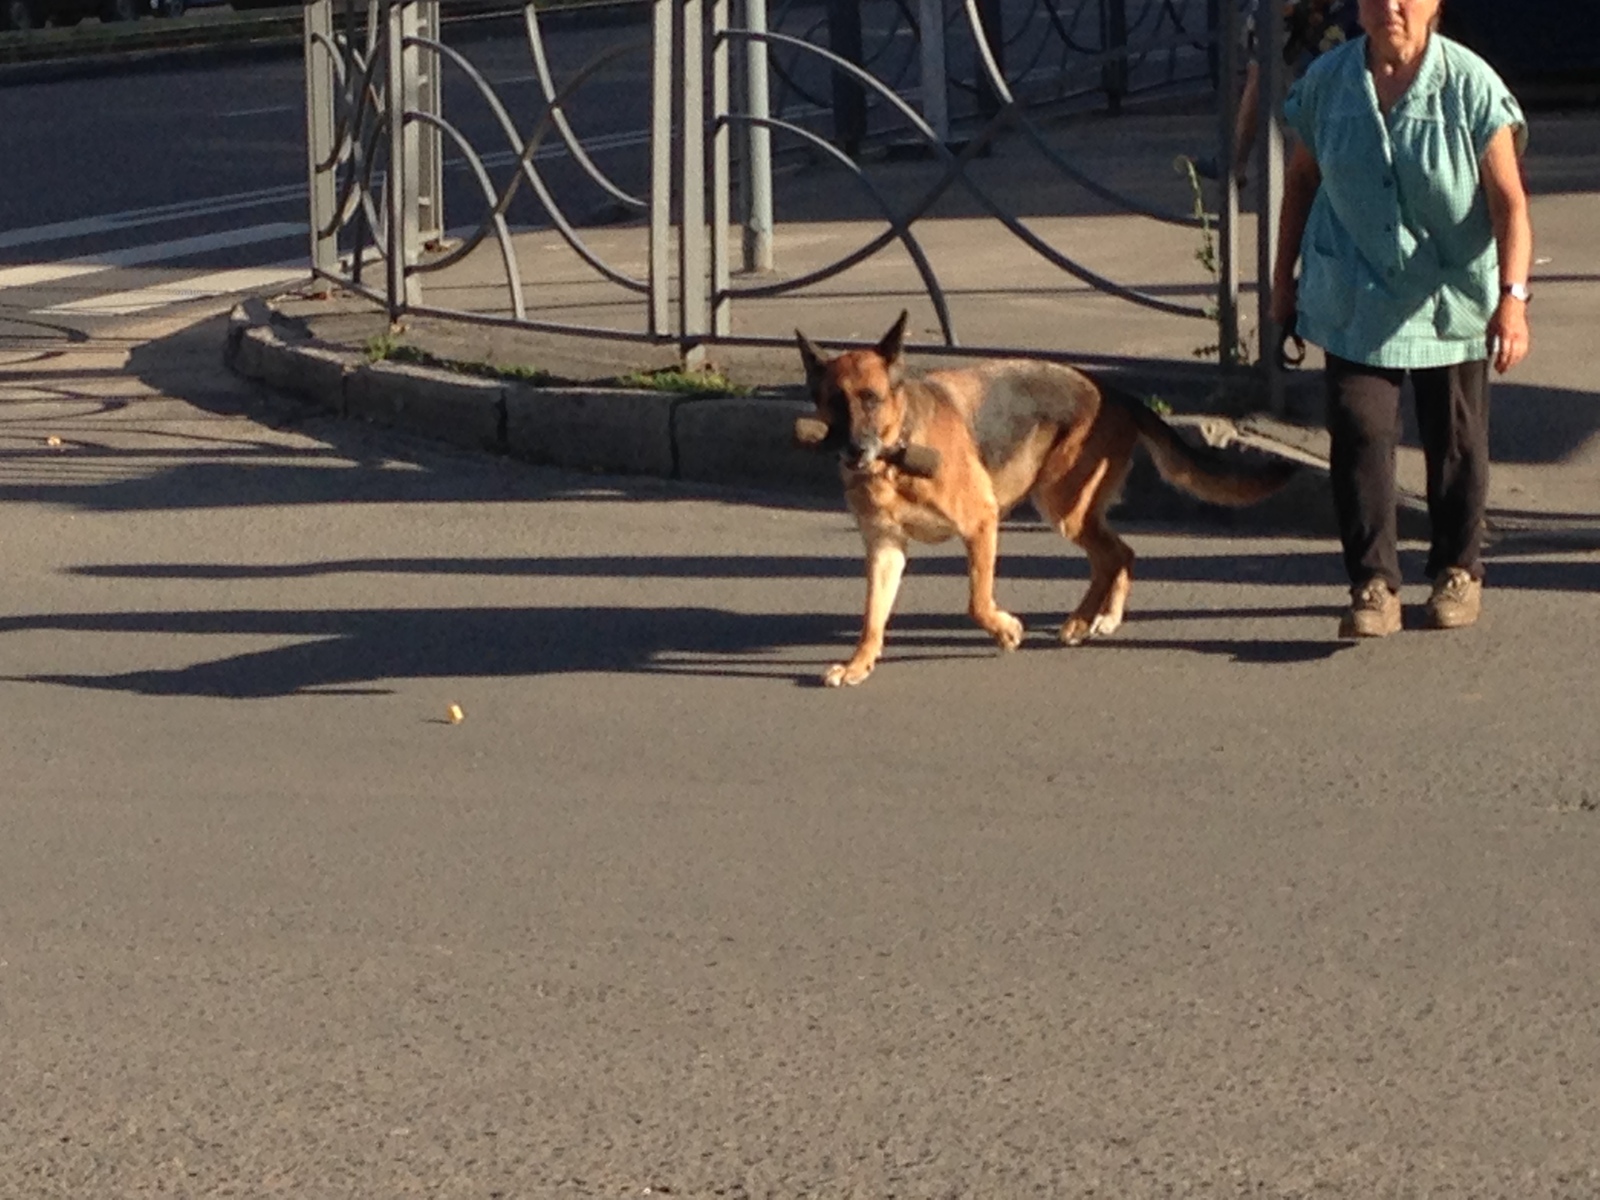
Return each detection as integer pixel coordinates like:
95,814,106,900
1425,567,1482,629
1338,580,1401,639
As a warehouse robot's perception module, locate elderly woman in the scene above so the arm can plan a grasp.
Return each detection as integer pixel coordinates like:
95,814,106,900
1271,0,1533,638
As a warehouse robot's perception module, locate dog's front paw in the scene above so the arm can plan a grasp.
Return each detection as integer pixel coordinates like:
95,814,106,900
822,661,873,687
1060,616,1091,646
1060,612,1122,646
1089,612,1123,638
992,612,1024,651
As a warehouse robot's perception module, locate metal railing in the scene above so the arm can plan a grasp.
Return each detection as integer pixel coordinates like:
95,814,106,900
303,0,1286,397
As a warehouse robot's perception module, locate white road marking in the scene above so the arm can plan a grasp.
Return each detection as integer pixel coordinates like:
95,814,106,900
220,104,301,118
0,118,673,260
0,224,309,292
42,263,310,316
0,189,305,252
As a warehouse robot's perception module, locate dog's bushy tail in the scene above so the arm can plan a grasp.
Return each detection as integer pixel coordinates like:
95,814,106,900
1124,395,1297,507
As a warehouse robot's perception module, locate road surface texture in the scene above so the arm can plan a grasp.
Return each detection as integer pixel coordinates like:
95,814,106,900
2,308,1599,1197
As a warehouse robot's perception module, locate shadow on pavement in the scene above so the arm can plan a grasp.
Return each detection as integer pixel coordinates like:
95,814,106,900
1485,382,1600,468
0,602,1358,699
62,549,1350,585
2,545,1593,698
55,547,1600,591
19,313,837,516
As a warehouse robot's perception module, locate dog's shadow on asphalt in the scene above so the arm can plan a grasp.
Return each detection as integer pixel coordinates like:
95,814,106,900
3,553,1587,700
0,602,1348,699
2,550,1593,698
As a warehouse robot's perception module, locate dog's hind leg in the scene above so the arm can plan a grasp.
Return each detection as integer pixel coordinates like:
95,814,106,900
1033,447,1135,646
1064,513,1134,644
824,531,908,687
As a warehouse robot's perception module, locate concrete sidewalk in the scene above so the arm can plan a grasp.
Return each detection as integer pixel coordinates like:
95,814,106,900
228,104,1600,547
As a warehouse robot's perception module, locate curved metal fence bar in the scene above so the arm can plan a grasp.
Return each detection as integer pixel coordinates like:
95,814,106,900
341,116,390,256
754,29,944,149
408,34,650,295
1009,110,1206,229
753,10,1209,232
323,111,388,261
746,27,1209,320
520,4,647,212
302,0,1240,361
307,31,355,176
1005,98,1214,229
957,2,1205,228
318,29,388,253
1031,0,1101,56
714,111,957,345
760,5,828,112
404,112,528,320
401,303,667,343
801,0,1217,136
763,0,920,145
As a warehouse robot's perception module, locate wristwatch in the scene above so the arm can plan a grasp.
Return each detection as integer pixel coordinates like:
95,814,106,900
1502,282,1531,302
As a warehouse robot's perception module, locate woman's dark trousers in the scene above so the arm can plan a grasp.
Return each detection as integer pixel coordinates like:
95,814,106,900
1323,354,1490,592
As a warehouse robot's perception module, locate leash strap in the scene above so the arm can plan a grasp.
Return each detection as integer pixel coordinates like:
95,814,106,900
1278,311,1307,371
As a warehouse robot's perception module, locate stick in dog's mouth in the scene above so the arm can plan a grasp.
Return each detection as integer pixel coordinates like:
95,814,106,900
794,416,941,478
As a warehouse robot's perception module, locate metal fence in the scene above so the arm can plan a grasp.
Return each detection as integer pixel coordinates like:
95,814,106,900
303,0,1288,392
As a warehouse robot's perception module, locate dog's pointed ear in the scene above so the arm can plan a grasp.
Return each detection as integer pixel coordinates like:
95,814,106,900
875,310,909,386
795,329,829,395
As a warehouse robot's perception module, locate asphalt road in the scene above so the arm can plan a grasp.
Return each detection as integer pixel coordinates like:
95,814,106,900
4,14,1600,1196
0,14,661,286
2,308,1600,1197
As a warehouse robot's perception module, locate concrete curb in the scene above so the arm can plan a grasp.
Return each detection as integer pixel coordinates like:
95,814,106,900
224,298,1358,532
225,300,830,490
348,360,505,453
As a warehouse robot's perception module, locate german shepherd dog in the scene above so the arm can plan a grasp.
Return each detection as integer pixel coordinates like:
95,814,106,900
797,312,1295,687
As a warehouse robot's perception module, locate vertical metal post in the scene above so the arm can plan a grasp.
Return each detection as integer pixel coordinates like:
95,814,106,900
1100,0,1127,113
1205,0,1221,86
826,0,865,157
919,0,949,144
740,0,773,274
415,0,444,248
349,0,374,287
710,0,731,336
679,0,710,364
384,0,422,315
975,0,1004,117
1216,0,1239,367
1258,0,1287,412
649,0,672,338
304,0,339,277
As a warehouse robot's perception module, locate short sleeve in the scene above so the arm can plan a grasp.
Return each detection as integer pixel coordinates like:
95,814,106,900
1283,71,1317,153
1485,90,1529,159
1467,65,1528,159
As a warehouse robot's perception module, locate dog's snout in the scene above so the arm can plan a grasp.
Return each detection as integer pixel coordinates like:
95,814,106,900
844,434,884,469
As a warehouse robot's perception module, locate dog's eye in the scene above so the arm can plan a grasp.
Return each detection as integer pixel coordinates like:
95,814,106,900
857,389,881,408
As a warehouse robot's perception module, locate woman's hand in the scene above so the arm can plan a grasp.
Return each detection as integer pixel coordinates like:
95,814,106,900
1270,275,1299,328
1487,296,1530,373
